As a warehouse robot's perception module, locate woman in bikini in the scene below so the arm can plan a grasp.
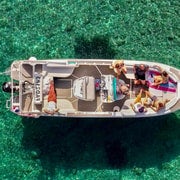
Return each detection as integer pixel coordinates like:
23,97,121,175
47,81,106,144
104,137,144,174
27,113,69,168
152,65,169,86
110,60,127,79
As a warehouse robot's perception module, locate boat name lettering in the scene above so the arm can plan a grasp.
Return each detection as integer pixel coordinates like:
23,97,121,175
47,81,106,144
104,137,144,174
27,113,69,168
34,75,41,102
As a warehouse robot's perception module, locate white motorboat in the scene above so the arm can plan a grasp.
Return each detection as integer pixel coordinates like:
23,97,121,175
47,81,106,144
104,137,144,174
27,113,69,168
3,57,180,118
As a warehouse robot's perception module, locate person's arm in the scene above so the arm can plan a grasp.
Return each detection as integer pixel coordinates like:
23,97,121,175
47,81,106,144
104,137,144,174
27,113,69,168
145,65,149,72
122,66,127,74
133,65,137,73
145,90,152,98
149,105,158,112
142,95,148,106
151,76,163,86
54,108,59,112
153,65,163,73
152,81,163,86
141,97,148,111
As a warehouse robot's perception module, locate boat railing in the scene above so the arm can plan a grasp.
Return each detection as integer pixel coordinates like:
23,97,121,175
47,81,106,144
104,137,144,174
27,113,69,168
19,63,23,112
177,81,180,100
165,96,179,111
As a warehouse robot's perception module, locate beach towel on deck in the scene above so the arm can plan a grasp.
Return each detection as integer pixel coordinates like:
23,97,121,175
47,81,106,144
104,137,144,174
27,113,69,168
147,70,177,92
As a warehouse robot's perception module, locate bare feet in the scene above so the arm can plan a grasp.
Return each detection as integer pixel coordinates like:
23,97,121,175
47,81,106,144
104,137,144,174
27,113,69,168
165,99,170,103
49,79,54,85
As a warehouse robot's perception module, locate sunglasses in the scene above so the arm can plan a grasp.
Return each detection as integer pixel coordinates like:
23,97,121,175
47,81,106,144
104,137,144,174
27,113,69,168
115,63,124,68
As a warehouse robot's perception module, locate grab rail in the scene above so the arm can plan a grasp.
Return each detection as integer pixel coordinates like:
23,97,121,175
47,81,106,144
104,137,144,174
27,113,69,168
178,81,180,100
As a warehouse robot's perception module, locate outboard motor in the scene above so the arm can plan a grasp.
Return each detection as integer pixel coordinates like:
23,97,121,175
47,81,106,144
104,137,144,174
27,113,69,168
2,82,19,93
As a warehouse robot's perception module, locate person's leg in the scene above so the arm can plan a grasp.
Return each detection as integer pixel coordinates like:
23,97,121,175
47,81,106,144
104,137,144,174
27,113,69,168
143,92,148,106
140,79,146,85
145,90,152,98
134,89,143,104
48,81,57,102
134,79,140,85
162,99,170,106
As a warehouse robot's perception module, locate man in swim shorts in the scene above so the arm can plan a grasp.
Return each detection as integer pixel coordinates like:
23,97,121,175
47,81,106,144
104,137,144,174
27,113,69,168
152,65,169,86
133,64,149,85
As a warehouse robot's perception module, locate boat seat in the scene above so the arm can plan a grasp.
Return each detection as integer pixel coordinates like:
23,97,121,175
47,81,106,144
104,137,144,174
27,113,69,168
43,64,76,78
125,67,135,79
43,98,76,113
73,76,95,101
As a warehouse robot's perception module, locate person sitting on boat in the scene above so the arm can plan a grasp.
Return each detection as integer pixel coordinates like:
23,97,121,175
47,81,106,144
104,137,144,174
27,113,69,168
143,90,169,112
110,60,127,79
116,79,129,96
133,64,149,85
43,80,59,115
130,89,147,113
2,81,19,93
151,65,169,86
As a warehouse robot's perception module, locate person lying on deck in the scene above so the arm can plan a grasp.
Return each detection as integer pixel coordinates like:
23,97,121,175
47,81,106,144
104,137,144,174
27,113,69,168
43,80,59,115
116,79,130,95
130,89,147,113
143,90,169,112
133,64,149,85
151,65,169,86
110,60,127,79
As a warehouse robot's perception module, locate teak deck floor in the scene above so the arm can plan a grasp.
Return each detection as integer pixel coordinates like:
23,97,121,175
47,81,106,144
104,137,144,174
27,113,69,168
54,65,132,112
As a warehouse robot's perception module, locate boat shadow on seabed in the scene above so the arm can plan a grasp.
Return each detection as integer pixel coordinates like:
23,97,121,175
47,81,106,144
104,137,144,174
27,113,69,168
21,112,180,178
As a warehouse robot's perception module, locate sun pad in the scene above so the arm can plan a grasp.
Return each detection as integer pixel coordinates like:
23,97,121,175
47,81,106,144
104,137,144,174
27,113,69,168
147,70,177,92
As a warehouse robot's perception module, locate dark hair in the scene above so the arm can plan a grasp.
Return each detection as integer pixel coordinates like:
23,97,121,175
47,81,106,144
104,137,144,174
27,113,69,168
158,102,164,107
139,106,145,113
162,71,168,77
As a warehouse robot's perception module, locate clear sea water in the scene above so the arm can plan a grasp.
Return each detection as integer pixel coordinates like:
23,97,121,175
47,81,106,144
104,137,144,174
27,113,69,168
0,1,180,179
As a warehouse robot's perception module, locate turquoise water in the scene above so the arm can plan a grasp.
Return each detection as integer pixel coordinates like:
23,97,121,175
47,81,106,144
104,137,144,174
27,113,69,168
0,1,180,179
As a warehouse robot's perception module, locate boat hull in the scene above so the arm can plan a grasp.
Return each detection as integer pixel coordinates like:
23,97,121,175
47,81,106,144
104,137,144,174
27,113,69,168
7,58,180,118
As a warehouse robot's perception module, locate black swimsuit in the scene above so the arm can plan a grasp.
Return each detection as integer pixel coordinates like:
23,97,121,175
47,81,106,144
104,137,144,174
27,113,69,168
134,65,148,80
